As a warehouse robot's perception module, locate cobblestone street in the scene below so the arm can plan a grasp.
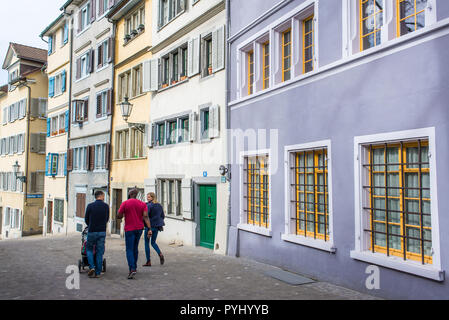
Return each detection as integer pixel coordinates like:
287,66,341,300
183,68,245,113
0,235,377,300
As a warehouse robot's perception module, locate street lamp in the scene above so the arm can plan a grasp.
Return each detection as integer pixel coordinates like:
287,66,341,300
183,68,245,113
13,161,27,183
120,96,145,133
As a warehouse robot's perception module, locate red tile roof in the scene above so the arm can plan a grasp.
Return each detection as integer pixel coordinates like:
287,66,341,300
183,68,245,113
10,43,47,64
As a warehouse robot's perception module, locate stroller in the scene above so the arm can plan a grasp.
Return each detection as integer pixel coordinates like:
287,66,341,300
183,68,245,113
78,227,106,273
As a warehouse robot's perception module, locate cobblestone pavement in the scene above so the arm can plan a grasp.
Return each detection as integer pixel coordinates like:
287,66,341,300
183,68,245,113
0,234,378,300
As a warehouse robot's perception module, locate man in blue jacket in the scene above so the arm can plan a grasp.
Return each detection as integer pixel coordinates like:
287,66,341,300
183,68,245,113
85,190,110,278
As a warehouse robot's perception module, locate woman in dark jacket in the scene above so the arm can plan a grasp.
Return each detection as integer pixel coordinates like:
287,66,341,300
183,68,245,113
143,192,165,267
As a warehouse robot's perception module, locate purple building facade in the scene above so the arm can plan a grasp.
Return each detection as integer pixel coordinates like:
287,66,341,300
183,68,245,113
226,0,449,299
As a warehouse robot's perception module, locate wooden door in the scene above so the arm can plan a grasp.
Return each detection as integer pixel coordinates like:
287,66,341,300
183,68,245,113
47,201,53,234
112,189,122,235
199,185,217,249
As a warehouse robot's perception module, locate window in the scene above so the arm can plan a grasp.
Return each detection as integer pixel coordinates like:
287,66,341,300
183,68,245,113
72,98,88,123
262,42,270,89
291,148,329,240
360,0,384,51
130,128,144,158
116,129,130,160
118,66,141,101
50,112,67,135
157,123,166,146
303,15,314,73
59,113,66,134
57,154,66,176
96,90,108,118
50,153,58,176
118,70,131,102
363,140,432,263
97,39,110,69
244,154,270,228
95,144,107,169
181,47,188,77
397,0,427,36
162,57,170,86
48,34,55,55
159,0,185,28
201,108,209,140
204,37,213,76
125,6,145,36
76,50,92,80
168,120,177,145
132,64,143,96
51,117,58,136
282,29,292,81
98,0,111,16
172,51,179,82
179,117,189,142
79,2,91,33
152,114,192,147
73,147,88,171
54,199,64,223
115,129,141,160
157,179,182,215
247,50,254,95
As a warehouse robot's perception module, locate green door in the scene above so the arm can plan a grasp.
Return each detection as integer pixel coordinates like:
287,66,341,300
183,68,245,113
199,185,217,249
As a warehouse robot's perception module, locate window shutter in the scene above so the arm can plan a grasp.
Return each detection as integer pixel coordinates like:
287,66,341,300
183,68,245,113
64,23,69,44
90,49,95,73
64,153,68,176
146,123,153,148
142,59,151,92
109,0,115,9
89,145,95,171
20,134,25,153
108,37,113,63
39,133,46,153
76,58,81,79
83,98,89,121
107,89,113,115
47,118,51,137
149,58,159,91
188,37,200,77
19,99,26,118
96,94,102,118
213,25,225,73
48,35,53,55
67,149,73,172
65,110,70,132
62,70,66,92
49,77,55,97
181,178,192,220
2,108,7,125
45,155,50,176
105,142,110,170
99,0,104,15
86,146,91,171
78,11,82,33
209,105,220,138
188,112,197,142
90,0,96,22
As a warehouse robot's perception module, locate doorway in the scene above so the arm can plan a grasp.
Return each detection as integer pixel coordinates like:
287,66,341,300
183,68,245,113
0,207,3,235
112,189,122,235
47,201,53,234
199,185,217,249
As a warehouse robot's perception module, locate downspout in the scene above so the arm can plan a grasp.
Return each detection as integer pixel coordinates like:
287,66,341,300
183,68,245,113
64,9,74,236
24,84,31,236
225,0,233,256
39,37,48,236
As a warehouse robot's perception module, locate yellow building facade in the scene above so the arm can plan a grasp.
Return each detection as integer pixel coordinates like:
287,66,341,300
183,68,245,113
107,0,152,236
40,15,72,236
0,43,48,239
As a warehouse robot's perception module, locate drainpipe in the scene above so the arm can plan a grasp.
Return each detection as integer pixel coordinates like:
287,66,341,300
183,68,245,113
225,0,233,256
64,9,74,237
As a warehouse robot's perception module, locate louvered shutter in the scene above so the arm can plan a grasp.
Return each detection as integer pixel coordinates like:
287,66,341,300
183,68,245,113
89,145,95,171
90,0,96,22
67,149,73,172
83,99,89,121
48,35,53,55
97,44,103,68
181,178,192,220
47,118,51,137
150,59,159,91
108,37,113,63
62,70,66,92
78,11,82,33
64,23,69,44
89,49,95,73
187,37,200,77
49,77,55,97
107,89,113,115
105,142,110,170
142,59,151,92
64,153,68,176
209,105,220,138
96,94,102,118
99,0,104,15
213,25,225,73
188,112,197,142
76,58,81,79
65,110,70,132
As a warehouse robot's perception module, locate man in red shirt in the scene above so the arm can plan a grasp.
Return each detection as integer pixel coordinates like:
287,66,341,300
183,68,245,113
117,189,152,279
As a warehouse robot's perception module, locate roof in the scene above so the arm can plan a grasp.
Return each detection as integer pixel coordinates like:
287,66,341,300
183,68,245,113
10,43,47,63
40,13,65,38
0,84,7,93
107,0,136,20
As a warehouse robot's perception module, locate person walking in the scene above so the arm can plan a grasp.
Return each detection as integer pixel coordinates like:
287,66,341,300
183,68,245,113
84,190,110,278
117,189,152,279
143,192,165,267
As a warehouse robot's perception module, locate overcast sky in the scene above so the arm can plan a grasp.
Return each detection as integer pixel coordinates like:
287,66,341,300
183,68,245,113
0,0,65,85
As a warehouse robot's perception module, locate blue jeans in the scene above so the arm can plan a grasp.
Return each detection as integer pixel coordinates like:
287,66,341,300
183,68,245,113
125,229,143,272
144,227,161,262
86,232,106,276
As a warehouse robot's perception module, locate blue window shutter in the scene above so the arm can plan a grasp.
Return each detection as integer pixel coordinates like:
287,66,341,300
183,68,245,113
54,154,58,176
64,153,67,176
49,77,55,97
48,36,53,55
47,118,51,137
64,23,69,44
65,110,69,132
62,70,66,92
45,155,50,176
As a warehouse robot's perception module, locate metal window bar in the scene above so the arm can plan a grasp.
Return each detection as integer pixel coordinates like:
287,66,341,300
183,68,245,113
369,145,375,253
418,139,424,264
312,150,317,239
384,143,390,257
400,141,407,260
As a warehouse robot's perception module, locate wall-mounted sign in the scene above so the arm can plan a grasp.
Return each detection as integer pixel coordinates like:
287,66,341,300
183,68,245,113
203,171,208,177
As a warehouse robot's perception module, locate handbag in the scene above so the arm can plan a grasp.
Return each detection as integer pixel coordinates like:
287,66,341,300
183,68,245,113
158,226,164,232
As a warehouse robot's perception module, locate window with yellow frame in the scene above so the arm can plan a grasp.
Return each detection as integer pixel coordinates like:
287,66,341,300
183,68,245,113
363,139,432,264
292,149,329,240
262,42,270,89
247,50,254,95
282,29,291,82
397,0,427,36
359,0,384,51
302,15,314,74
244,155,269,228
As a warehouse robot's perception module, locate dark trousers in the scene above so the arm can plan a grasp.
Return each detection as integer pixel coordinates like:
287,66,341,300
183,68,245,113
86,232,106,275
125,229,143,272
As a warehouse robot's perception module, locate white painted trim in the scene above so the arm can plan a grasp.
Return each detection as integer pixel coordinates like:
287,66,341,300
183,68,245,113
283,139,335,252
239,148,272,236
352,127,443,281
231,15,449,109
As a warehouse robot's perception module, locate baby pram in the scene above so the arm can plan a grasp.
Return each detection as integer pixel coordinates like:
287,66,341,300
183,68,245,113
78,227,106,273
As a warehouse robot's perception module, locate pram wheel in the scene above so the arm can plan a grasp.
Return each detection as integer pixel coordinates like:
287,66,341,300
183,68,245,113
102,259,106,273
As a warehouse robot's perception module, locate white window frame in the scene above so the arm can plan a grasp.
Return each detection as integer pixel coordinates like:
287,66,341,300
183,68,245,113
236,0,319,100
342,0,437,58
57,153,66,177
73,146,88,172
350,127,443,281
94,143,107,171
79,1,92,34
238,149,272,237
78,51,91,81
282,140,336,252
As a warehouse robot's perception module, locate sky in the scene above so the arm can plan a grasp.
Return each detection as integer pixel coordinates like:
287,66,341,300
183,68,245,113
0,0,65,85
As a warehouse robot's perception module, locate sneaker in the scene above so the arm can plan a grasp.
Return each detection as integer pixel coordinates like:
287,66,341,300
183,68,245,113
88,269,95,278
128,271,137,279
142,261,152,267
95,274,102,278
159,253,165,265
